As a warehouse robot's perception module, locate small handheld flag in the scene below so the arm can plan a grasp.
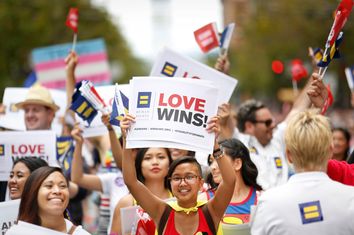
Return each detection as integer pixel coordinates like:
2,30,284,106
194,22,220,53
219,23,235,56
70,82,98,126
110,84,129,127
70,80,107,126
345,66,354,91
319,0,353,78
317,31,343,68
66,8,79,52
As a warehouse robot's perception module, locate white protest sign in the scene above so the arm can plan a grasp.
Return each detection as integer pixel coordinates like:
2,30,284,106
0,199,20,235
121,206,140,235
6,220,66,235
150,47,237,104
0,130,57,181
126,77,218,153
0,87,66,135
78,84,130,138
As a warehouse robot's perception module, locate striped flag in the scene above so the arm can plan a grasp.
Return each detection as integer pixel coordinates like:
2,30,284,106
317,32,343,68
219,23,235,55
32,38,111,89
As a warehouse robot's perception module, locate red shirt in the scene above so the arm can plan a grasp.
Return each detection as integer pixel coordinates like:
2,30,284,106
163,207,214,235
327,159,354,186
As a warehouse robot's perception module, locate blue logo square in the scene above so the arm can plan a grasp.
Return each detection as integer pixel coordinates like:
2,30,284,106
137,92,152,108
161,62,177,77
299,200,323,224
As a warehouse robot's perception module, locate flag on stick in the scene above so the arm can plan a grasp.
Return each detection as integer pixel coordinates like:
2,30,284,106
319,0,353,78
70,80,107,125
194,22,220,53
110,84,129,127
219,23,235,55
66,8,79,52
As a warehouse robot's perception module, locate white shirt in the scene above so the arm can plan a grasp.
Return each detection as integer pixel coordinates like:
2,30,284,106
97,170,129,233
251,172,354,235
234,122,289,190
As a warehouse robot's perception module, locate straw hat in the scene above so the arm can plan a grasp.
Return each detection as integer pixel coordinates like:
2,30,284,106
15,84,60,112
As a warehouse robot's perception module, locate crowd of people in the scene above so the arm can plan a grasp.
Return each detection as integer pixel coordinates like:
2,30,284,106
0,49,354,235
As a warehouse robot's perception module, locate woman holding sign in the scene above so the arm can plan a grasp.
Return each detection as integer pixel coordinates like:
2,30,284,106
110,147,173,234
120,114,235,234
6,166,90,234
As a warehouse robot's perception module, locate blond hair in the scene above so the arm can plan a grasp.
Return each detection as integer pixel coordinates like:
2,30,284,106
285,110,332,171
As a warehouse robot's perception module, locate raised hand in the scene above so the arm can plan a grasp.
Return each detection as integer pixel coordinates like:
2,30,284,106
307,73,328,109
71,122,84,144
215,54,230,75
120,114,136,138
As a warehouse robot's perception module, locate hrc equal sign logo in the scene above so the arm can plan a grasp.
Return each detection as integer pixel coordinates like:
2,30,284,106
0,144,4,156
274,157,282,169
137,92,152,108
161,62,177,77
299,200,323,224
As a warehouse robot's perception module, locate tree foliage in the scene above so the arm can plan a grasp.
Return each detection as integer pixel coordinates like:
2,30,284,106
0,0,147,99
228,0,354,102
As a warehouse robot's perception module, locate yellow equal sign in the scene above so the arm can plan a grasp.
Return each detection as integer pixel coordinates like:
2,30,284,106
299,200,323,224
139,96,149,105
303,205,320,219
0,145,4,156
274,157,282,168
161,62,177,77
163,64,176,76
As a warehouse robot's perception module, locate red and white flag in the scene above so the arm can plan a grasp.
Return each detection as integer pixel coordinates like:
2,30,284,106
66,8,79,33
194,22,219,53
325,0,352,48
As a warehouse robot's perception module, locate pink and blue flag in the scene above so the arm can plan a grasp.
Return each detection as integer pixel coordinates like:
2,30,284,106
31,38,111,89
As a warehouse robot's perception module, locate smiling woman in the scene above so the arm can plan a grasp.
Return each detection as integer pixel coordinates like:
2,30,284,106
8,157,48,200
6,167,90,234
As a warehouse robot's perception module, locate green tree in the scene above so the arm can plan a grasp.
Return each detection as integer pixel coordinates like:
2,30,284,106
228,0,354,104
0,0,147,99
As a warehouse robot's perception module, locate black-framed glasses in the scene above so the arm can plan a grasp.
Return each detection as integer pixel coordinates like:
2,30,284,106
252,119,273,127
169,174,200,184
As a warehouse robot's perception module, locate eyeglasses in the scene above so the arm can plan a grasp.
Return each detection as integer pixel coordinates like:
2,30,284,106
169,174,200,184
252,119,273,127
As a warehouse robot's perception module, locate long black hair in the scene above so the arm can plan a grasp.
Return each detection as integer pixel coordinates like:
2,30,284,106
220,138,262,191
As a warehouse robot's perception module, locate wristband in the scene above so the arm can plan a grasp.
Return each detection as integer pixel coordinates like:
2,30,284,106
321,98,330,115
107,126,114,131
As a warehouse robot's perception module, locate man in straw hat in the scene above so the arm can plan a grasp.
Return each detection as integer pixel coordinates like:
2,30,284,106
15,84,60,130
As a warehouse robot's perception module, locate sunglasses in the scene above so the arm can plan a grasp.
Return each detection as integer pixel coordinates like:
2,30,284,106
252,119,273,127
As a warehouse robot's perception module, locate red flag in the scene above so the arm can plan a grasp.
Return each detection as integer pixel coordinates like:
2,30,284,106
291,59,308,82
66,8,79,33
194,22,220,53
326,0,353,48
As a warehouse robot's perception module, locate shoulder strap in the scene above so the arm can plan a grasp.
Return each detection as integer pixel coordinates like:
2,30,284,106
201,204,216,235
158,204,172,235
68,224,77,234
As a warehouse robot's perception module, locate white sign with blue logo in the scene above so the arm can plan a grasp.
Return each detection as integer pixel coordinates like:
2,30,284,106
150,47,237,104
126,77,218,153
